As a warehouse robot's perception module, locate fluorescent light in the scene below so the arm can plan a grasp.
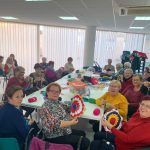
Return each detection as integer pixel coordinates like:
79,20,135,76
0,16,18,20
59,16,79,20
129,27,144,29
25,0,52,1
135,16,150,20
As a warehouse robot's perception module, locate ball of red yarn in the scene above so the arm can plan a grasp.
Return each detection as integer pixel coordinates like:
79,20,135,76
93,108,100,116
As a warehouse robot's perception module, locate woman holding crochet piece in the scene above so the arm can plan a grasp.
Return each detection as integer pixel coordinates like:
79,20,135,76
90,95,150,150
37,82,90,150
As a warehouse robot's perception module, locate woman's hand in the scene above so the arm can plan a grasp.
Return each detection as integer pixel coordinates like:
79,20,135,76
106,103,116,110
101,117,113,130
70,118,78,125
60,118,78,128
28,119,35,125
100,99,106,107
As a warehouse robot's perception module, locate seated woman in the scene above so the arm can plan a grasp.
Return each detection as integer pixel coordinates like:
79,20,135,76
5,66,35,117
93,80,128,132
10,53,18,67
141,67,150,95
124,74,145,117
64,57,75,74
4,57,15,78
5,66,33,95
90,95,150,150
0,56,4,76
40,57,48,71
30,63,47,90
104,59,115,73
123,62,131,70
120,68,133,94
45,61,58,83
0,86,34,149
37,83,90,150
112,63,123,80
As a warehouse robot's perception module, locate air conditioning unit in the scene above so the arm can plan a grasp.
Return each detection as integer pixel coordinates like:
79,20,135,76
119,6,150,16
119,7,128,16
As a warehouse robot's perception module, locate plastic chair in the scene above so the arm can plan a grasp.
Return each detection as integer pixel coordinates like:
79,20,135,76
0,137,20,150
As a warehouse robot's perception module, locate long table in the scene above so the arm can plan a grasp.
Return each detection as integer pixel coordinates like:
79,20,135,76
22,73,108,121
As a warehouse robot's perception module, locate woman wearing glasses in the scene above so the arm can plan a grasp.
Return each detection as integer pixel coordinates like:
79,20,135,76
92,80,128,132
37,82,90,150
90,95,150,150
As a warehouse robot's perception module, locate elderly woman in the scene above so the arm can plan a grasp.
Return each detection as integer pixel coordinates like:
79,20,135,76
30,63,47,90
0,86,33,149
45,61,58,83
124,62,131,69
124,74,145,117
37,83,90,150
93,80,128,132
10,53,18,67
96,80,128,121
103,59,115,72
120,68,133,94
90,95,150,150
0,56,4,76
112,63,124,80
5,66,35,117
5,66,33,95
141,67,150,95
4,56,15,78
64,57,75,74
40,57,48,71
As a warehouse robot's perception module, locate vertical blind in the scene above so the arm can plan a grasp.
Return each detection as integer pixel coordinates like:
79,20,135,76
0,22,38,75
40,26,85,70
0,21,146,74
94,30,145,68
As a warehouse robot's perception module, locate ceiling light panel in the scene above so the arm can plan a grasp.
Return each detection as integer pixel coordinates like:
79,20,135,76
0,16,18,20
59,16,79,20
129,26,144,29
135,16,150,20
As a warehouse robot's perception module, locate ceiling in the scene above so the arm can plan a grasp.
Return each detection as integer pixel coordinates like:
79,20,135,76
0,0,150,33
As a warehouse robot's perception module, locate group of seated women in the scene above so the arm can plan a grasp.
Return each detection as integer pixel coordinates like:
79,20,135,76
0,56,150,149
0,80,150,150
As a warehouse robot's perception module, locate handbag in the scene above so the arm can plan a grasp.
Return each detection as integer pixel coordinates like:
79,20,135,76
44,141,73,150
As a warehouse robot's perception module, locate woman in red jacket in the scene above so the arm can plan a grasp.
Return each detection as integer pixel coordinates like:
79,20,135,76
90,95,150,150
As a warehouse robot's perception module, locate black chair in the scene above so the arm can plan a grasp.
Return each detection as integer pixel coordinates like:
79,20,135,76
25,128,35,150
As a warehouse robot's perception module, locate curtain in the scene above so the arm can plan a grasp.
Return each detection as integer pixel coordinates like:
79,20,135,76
0,22,38,75
40,26,85,70
94,30,145,68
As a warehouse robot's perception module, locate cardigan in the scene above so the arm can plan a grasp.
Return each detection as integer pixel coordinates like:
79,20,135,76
37,99,71,139
0,103,29,146
112,111,150,150
96,92,128,121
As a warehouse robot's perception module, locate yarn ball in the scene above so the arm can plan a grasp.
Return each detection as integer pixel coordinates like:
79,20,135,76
93,108,100,116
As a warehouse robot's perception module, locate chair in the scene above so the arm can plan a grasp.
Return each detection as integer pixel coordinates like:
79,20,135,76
25,128,35,150
0,138,20,150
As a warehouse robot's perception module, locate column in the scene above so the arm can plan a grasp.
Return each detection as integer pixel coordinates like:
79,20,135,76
83,26,96,67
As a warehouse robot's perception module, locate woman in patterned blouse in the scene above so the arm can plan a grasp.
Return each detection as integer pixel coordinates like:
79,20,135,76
38,82,90,150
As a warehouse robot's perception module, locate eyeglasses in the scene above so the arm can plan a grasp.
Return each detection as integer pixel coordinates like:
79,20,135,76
140,103,150,109
48,90,60,94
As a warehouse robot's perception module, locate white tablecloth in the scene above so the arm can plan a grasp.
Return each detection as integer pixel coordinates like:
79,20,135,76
22,73,108,121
